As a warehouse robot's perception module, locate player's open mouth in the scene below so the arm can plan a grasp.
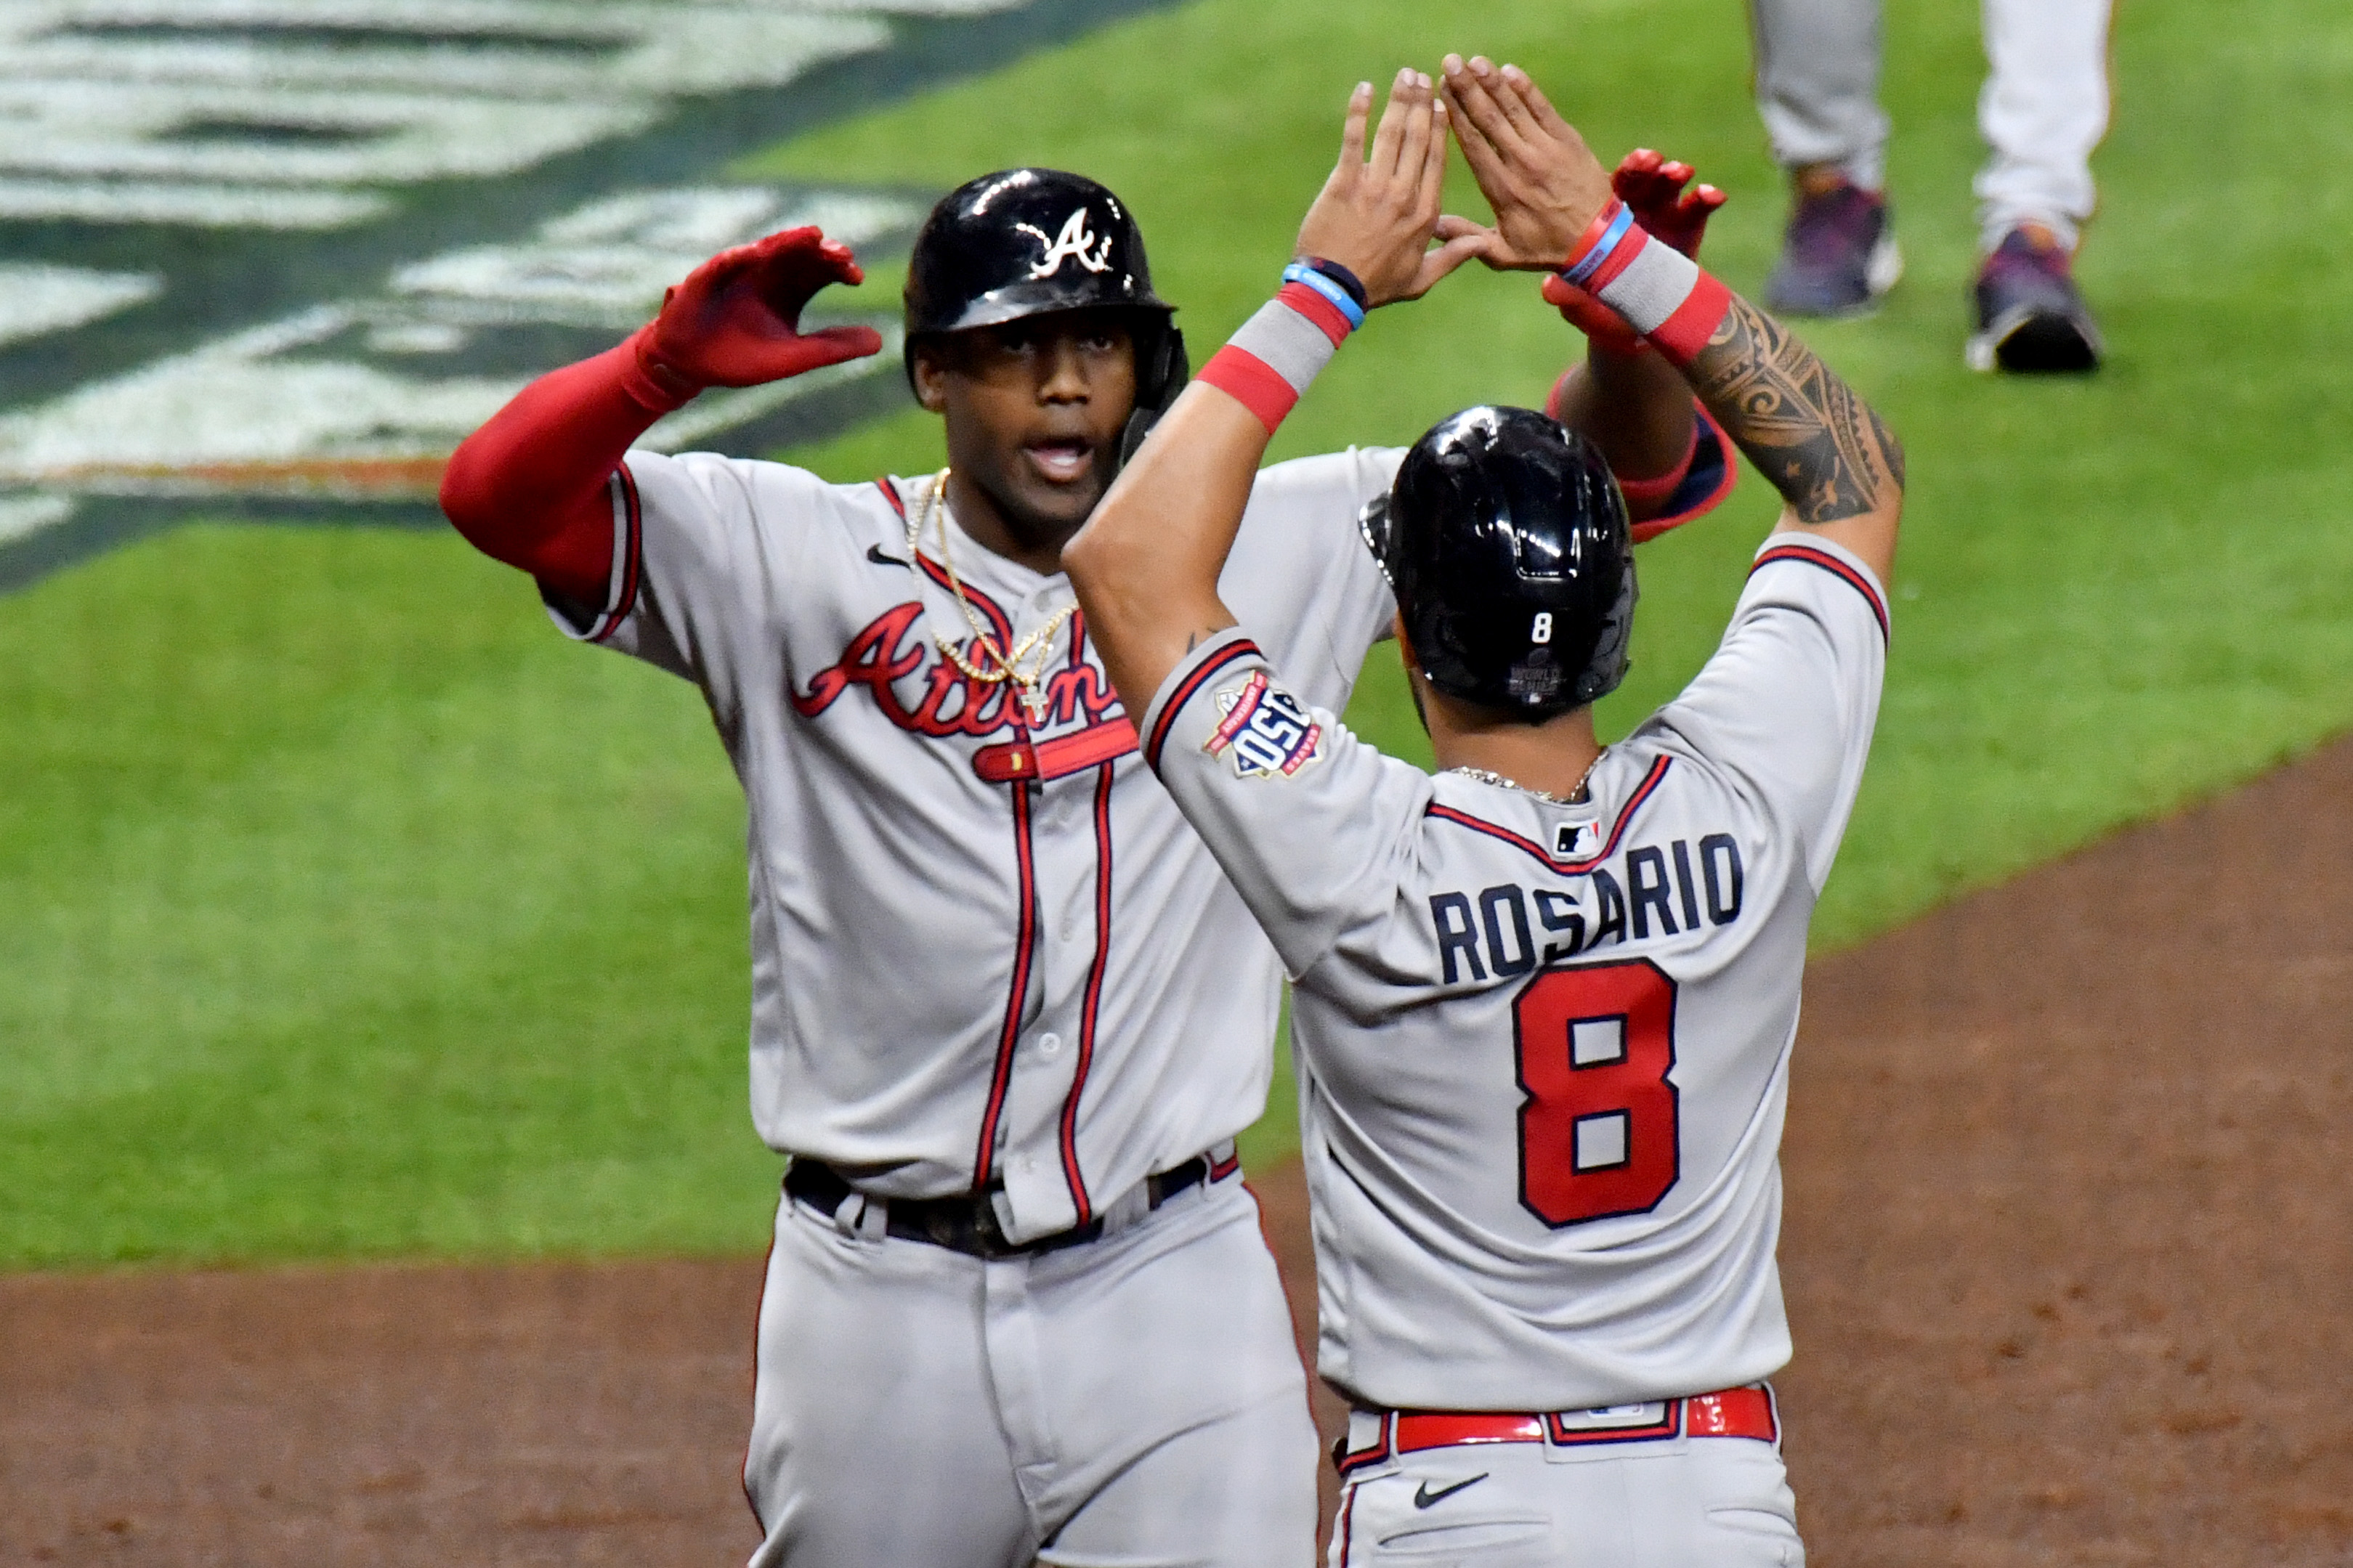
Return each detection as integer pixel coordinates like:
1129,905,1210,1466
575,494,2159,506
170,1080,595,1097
1023,439,1093,484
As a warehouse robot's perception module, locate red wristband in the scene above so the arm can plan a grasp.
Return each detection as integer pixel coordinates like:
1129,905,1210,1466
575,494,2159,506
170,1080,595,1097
1646,272,1735,367
1560,199,1627,275
1196,346,1297,434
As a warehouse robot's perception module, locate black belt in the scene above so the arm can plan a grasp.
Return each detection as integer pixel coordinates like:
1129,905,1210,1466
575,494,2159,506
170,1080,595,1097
785,1155,1223,1260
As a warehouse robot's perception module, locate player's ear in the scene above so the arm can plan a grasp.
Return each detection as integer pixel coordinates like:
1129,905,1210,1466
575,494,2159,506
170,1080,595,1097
909,337,952,413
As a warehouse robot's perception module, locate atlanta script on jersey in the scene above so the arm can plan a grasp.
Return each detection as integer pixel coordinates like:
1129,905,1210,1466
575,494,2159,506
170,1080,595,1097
1141,533,1889,1410
543,445,1398,1243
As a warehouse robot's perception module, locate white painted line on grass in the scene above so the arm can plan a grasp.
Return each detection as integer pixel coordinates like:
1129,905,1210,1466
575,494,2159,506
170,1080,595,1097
0,264,162,346
0,492,76,546
0,178,389,228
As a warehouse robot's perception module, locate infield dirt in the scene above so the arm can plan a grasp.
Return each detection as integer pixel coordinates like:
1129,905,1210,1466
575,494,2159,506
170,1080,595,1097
5,738,2348,1567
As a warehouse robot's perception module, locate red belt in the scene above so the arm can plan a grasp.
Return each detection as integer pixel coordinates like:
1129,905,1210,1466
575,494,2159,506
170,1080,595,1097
1338,1386,1777,1474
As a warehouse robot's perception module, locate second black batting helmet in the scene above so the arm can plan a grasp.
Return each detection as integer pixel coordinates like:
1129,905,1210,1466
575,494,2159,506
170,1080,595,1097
1361,407,1635,721
903,168,1186,461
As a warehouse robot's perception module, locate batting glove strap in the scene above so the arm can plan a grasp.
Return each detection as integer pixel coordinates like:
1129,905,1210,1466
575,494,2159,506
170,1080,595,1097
1196,280,1355,434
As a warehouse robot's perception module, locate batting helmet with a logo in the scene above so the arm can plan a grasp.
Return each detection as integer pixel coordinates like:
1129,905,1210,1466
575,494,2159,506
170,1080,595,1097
904,168,1186,463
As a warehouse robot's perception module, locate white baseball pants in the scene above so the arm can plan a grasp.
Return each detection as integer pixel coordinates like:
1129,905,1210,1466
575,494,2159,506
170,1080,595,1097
1750,0,2114,251
1329,1413,1802,1567
742,1175,1320,1567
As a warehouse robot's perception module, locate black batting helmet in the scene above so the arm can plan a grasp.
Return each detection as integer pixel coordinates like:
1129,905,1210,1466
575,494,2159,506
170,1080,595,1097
1361,407,1635,721
904,168,1187,463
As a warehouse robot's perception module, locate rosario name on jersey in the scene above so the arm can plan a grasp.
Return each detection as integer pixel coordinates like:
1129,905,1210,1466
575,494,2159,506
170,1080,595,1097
540,445,1399,1243
1141,535,1889,1412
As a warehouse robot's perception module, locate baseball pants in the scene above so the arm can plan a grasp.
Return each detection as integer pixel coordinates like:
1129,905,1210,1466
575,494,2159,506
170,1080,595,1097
1749,0,2115,251
1329,1402,1802,1568
743,1173,1320,1568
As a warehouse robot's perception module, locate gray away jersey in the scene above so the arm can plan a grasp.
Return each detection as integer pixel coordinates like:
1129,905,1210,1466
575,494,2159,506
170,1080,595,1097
1141,533,1890,1411
544,447,1399,1243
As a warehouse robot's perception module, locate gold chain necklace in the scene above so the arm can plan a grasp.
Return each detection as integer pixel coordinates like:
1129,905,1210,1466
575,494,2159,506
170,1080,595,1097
906,469,1078,726
1446,750,1604,805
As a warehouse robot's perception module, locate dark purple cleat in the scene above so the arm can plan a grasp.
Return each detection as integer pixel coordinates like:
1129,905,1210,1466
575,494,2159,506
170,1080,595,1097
1967,228,2102,373
1763,176,1903,318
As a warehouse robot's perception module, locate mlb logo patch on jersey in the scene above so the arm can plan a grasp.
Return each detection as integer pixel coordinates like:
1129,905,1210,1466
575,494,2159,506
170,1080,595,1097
1555,819,1603,858
1207,671,1324,779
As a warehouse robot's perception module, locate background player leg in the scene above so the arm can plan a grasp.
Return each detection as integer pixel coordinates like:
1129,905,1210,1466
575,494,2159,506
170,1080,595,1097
1967,0,2113,372
743,1194,1038,1568
1751,0,1902,317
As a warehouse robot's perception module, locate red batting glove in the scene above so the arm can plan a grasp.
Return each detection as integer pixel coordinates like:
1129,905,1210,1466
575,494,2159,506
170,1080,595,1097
1611,148,1724,259
1543,150,1728,357
623,227,886,410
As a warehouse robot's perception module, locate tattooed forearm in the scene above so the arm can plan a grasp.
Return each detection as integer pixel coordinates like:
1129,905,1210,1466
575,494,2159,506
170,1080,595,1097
1684,295,1905,524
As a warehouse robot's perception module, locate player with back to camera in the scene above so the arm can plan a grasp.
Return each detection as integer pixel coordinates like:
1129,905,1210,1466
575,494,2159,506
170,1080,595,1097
1066,54,1903,1566
435,67,1738,1568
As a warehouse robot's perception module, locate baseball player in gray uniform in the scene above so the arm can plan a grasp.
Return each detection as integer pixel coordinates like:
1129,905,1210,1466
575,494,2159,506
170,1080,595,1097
1066,57,1903,1567
437,68,1733,1568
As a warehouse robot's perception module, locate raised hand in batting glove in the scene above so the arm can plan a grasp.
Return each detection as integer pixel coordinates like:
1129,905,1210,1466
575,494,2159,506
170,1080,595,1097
1539,151,1725,356
625,227,884,410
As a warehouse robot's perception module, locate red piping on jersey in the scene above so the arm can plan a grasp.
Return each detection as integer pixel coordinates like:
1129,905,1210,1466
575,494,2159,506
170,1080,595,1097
883,470,1048,1196
973,777,1040,1191
583,462,645,643
913,553,1018,652
1424,755,1673,874
1750,541,1889,643
1057,613,1117,1224
1058,758,1117,1223
883,474,1025,655
1144,638,1264,771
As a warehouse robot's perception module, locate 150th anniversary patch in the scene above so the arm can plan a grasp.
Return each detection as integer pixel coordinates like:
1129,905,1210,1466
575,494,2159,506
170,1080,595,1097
1205,671,1324,779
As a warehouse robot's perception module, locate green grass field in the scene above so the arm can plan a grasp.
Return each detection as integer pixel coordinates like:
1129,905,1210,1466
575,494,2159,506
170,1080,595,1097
5,0,2350,1267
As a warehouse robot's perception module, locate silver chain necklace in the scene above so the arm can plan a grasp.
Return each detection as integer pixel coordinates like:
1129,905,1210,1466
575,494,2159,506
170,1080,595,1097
1446,750,1604,805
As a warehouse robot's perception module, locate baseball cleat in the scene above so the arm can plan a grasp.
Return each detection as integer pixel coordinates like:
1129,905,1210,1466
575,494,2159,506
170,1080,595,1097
1762,176,1902,319
1967,228,2102,374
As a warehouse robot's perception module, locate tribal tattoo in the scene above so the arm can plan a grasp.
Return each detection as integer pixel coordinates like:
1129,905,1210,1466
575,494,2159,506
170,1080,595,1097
1686,296,1904,524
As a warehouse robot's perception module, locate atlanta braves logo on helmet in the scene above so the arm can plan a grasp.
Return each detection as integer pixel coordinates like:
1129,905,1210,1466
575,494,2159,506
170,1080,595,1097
1016,208,1116,279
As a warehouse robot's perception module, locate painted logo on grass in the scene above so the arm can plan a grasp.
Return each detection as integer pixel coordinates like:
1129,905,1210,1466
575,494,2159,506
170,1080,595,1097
0,0,1171,588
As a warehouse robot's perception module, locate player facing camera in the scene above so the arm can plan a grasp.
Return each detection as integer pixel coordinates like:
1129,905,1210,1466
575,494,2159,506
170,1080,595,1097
1364,407,1635,758
903,168,1188,572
